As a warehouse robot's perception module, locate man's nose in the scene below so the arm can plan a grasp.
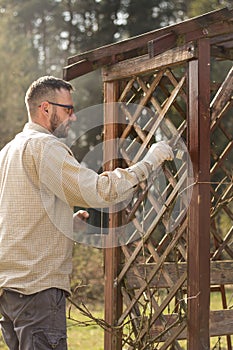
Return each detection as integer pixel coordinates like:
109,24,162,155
70,112,77,121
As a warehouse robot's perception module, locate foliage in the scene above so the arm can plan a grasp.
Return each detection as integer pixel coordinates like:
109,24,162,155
124,0,187,36
0,5,38,148
187,0,232,17
71,244,104,304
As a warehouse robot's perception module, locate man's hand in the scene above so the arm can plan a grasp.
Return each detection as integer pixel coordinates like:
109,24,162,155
73,210,89,232
143,141,174,171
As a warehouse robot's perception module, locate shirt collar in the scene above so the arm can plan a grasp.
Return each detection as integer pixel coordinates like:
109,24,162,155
23,122,52,135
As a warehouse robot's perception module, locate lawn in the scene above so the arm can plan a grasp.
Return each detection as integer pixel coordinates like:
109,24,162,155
67,303,104,350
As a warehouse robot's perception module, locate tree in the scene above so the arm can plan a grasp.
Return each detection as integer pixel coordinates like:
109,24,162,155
187,0,231,17
123,0,187,37
0,4,39,148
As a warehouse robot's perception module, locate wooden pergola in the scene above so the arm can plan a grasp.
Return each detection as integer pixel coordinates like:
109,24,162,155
64,7,233,350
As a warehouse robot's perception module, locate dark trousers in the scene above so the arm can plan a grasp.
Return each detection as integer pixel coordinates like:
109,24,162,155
0,288,67,350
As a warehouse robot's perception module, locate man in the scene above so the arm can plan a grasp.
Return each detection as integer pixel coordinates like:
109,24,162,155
0,76,173,350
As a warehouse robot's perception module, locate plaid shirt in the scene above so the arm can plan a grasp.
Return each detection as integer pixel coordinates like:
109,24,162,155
0,122,149,295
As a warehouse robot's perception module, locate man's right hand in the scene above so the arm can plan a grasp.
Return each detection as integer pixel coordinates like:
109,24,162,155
143,141,174,171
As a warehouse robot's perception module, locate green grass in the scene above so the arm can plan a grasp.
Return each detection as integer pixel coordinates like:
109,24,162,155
67,304,104,350
0,338,7,350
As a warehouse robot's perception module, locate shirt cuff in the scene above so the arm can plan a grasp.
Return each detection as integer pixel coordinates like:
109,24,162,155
127,161,152,183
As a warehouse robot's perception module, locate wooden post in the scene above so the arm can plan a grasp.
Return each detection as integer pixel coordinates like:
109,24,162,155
187,38,211,349
103,80,122,350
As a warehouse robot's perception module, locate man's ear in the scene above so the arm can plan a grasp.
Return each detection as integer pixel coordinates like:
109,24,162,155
40,101,50,116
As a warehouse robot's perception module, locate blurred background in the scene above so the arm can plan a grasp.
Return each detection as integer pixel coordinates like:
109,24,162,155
0,0,231,149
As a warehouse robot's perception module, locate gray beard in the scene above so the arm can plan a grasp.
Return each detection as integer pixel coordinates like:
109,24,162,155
50,112,68,138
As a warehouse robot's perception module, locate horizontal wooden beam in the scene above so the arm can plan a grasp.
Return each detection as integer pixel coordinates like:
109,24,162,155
211,45,233,60
63,59,94,82
63,47,147,81
210,31,233,45
102,43,196,81
126,261,233,289
63,8,233,81
147,309,233,341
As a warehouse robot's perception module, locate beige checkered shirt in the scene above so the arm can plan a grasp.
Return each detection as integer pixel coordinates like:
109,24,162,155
0,122,150,295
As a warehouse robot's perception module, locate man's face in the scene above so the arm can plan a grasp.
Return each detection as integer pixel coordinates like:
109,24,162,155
49,88,76,138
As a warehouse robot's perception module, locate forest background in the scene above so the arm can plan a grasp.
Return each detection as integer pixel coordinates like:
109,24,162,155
0,0,231,325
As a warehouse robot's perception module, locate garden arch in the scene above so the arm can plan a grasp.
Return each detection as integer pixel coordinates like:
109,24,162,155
64,7,233,350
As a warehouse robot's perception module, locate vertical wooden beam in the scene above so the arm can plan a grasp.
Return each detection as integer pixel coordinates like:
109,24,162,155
187,38,211,350
103,80,122,350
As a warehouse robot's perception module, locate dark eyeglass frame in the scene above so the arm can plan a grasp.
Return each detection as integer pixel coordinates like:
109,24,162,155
47,101,74,116
38,101,74,116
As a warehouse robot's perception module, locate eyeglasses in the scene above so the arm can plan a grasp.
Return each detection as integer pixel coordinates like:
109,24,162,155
38,101,75,116
47,101,74,116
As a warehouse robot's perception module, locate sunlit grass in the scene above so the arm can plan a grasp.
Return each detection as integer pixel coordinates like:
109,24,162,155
0,338,7,350
67,303,104,350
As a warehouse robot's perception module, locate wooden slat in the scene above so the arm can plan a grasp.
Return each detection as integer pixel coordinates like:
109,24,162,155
121,244,184,350
118,70,165,143
164,69,187,103
210,140,233,174
210,32,233,45
159,322,187,349
211,227,233,260
148,309,233,341
211,66,233,128
117,173,188,286
117,218,187,325
132,75,186,162
211,45,233,60
126,261,233,289
103,43,196,82
63,59,94,82
118,78,136,102
136,272,187,342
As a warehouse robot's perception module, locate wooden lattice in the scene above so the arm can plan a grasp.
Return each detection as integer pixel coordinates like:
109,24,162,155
103,55,192,350
209,66,233,349
102,33,233,350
